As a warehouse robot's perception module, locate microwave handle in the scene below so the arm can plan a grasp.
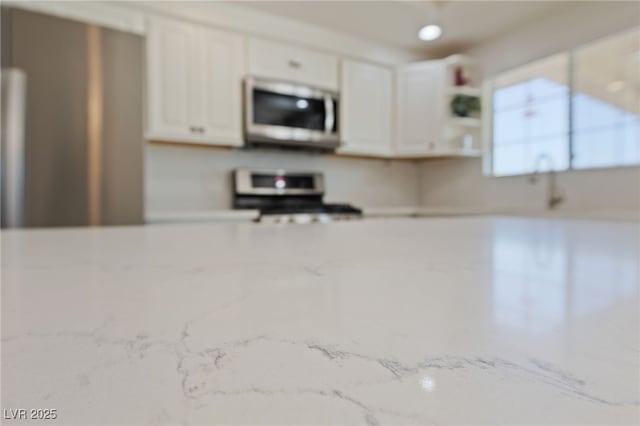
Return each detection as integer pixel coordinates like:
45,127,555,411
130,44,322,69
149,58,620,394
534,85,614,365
324,96,335,133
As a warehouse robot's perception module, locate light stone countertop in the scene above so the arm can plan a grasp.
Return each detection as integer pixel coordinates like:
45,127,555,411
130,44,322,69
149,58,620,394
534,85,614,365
1,217,638,425
145,207,638,225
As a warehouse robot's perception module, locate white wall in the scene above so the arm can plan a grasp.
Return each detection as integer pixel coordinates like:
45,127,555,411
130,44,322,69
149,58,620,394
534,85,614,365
469,1,639,77
420,1,640,214
146,144,420,212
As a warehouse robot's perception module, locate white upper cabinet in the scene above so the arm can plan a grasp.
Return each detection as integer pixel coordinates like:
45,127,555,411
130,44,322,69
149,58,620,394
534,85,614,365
145,15,480,157
247,39,297,82
147,16,197,140
196,27,245,146
339,60,393,157
146,16,245,146
395,61,444,155
395,56,482,157
293,47,339,91
248,38,338,90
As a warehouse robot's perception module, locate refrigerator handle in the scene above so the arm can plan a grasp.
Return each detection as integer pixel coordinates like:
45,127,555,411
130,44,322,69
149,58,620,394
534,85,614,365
1,68,28,228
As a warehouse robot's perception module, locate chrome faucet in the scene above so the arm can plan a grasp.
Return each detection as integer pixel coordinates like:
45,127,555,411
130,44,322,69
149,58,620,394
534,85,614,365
529,153,565,209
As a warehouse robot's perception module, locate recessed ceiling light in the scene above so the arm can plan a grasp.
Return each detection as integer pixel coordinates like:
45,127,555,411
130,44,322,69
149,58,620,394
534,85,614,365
418,24,442,42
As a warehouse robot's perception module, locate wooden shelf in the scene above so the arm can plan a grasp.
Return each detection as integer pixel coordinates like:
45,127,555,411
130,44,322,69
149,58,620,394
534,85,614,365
446,86,481,97
447,116,481,127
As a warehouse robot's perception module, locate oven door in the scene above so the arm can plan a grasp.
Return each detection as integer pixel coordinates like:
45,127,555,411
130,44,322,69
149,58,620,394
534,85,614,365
244,77,340,148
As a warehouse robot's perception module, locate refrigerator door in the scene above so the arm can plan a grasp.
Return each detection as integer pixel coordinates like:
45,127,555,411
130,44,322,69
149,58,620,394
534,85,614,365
2,8,144,227
0,68,27,228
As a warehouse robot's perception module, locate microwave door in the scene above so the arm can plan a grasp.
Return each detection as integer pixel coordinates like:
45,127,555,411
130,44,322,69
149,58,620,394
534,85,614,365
324,96,335,134
245,77,340,148
252,89,325,131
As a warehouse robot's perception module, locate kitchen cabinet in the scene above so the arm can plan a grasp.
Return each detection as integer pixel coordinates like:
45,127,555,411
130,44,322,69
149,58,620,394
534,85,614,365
396,61,444,155
339,60,393,157
195,27,244,145
395,55,482,157
247,38,338,90
146,16,244,146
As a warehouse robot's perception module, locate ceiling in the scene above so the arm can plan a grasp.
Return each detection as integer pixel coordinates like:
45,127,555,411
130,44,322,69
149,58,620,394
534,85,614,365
237,0,577,56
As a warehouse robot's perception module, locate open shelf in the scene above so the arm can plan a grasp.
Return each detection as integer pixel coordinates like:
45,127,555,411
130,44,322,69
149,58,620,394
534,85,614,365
447,116,481,127
445,86,481,97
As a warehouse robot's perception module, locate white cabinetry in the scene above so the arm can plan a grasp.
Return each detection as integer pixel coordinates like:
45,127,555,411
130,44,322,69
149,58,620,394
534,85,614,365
146,16,244,146
248,38,338,90
147,17,198,141
196,27,244,145
12,3,484,159
395,55,481,157
396,61,444,155
339,60,393,157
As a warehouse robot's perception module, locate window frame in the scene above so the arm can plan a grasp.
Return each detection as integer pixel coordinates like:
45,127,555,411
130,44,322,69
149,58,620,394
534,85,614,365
486,27,640,177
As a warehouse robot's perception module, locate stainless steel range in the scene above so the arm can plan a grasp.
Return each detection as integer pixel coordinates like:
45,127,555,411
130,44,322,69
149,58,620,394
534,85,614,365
232,169,362,224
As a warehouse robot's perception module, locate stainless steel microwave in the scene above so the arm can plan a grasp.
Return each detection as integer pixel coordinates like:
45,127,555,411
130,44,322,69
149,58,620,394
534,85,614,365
244,77,340,149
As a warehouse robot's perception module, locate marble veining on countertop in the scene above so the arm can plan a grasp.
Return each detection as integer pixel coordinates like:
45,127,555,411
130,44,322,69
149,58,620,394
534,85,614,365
1,217,638,425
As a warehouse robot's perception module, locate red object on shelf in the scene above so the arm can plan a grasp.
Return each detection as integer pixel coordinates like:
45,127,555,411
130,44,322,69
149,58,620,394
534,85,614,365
454,66,468,86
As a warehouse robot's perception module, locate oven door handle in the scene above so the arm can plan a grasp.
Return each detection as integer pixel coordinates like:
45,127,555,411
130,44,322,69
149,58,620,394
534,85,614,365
324,96,335,134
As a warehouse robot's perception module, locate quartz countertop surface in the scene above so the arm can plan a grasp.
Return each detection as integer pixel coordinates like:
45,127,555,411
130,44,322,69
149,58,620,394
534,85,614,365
1,217,638,425
145,207,638,225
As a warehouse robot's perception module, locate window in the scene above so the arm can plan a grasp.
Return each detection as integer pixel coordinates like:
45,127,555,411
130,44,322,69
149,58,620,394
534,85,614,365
572,30,640,169
490,28,640,176
492,54,570,176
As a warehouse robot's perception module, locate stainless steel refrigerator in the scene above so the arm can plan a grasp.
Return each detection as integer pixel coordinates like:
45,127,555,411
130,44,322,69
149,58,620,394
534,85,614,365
1,8,144,228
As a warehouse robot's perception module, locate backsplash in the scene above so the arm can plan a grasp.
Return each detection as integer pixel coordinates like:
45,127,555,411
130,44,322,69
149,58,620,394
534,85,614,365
419,158,640,213
145,143,421,212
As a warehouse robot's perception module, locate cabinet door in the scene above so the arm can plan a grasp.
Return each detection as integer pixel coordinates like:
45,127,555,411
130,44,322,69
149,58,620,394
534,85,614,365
195,27,245,146
248,38,338,90
396,62,444,155
292,48,338,90
146,16,199,141
339,60,392,157
247,38,297,82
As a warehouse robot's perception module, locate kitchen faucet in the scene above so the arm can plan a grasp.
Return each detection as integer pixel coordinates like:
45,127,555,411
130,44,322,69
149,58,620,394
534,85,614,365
529,153,565,209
